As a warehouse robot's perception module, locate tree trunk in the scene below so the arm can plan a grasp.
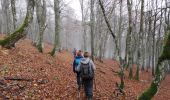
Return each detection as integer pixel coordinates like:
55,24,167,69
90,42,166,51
1,0,11,34
152,14,157,76
50,0,60,56
79,0,87,51
146,11,152,72
11,0,17,30
0,0,35,49
98,0,116,39
90,0,95,61
155,6,163,73
116,0,123,61
135,0,144,80
35,0,46,52
98,0,117,60
168,61,170,74
126,0,133,79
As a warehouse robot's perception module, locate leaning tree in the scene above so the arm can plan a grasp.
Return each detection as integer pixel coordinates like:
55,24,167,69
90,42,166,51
0,0,35,49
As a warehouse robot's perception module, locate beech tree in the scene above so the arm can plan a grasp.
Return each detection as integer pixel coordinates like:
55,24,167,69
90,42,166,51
90,0,95,61
50,0,60,56
79,0,88,51
126,0,133,79
11,0,17,30
1,0,11,34
135,0,144,80
35,0,47,52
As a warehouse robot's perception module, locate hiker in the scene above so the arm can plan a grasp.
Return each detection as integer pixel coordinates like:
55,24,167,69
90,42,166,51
73,48,77,58
76,52,96,100
73,50,84,90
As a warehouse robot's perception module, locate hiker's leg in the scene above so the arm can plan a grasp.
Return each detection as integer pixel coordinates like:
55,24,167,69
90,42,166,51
83,79,88,97
84,79,93,98
77,73,81,90
87,79,93,98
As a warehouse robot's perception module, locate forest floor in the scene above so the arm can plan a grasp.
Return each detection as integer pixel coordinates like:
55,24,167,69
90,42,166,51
0,36,169,100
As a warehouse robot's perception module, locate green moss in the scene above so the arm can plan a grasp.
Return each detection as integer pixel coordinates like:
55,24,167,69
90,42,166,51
0,3,32,48
138,82,158,100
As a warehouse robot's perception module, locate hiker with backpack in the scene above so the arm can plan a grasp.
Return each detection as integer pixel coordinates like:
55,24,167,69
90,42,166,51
76,52,96,100
73,50,84,90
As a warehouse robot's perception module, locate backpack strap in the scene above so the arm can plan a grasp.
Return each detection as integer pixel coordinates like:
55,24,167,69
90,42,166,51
88,60,94,73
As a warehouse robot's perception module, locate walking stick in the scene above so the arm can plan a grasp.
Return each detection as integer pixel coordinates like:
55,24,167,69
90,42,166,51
94,75,97,91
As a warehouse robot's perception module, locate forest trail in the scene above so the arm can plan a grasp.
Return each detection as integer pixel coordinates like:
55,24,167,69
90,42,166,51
0,38,169,99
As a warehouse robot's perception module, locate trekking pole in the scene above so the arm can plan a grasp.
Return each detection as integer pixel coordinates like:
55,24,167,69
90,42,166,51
94,76,97,91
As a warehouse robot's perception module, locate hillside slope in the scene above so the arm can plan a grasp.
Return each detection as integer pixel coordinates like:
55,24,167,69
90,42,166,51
0,38,169,99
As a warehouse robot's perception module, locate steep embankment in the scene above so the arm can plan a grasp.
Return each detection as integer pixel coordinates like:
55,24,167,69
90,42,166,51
0,37,169,99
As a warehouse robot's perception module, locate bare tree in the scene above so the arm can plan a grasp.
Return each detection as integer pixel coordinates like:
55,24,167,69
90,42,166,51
50,0,60,56
79,0,88,51
126,0,133,79
35,0,47,52
1,0,11,34
135,0,144,80
90,0,95,61
11,0,17,30
98,0,116,39
146,10,152,72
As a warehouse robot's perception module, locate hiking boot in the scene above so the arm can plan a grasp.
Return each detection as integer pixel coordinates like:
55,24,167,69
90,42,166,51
87,96,92,100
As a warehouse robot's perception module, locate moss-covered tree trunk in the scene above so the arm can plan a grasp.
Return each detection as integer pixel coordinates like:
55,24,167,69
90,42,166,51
138,27,170,100
50,0,60,56
0,0,35,49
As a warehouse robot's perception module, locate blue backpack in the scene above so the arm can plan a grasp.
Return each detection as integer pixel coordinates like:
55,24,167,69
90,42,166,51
74,58,81,72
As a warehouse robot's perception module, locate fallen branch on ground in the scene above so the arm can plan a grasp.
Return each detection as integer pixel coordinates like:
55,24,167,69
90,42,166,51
4,76,33,81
